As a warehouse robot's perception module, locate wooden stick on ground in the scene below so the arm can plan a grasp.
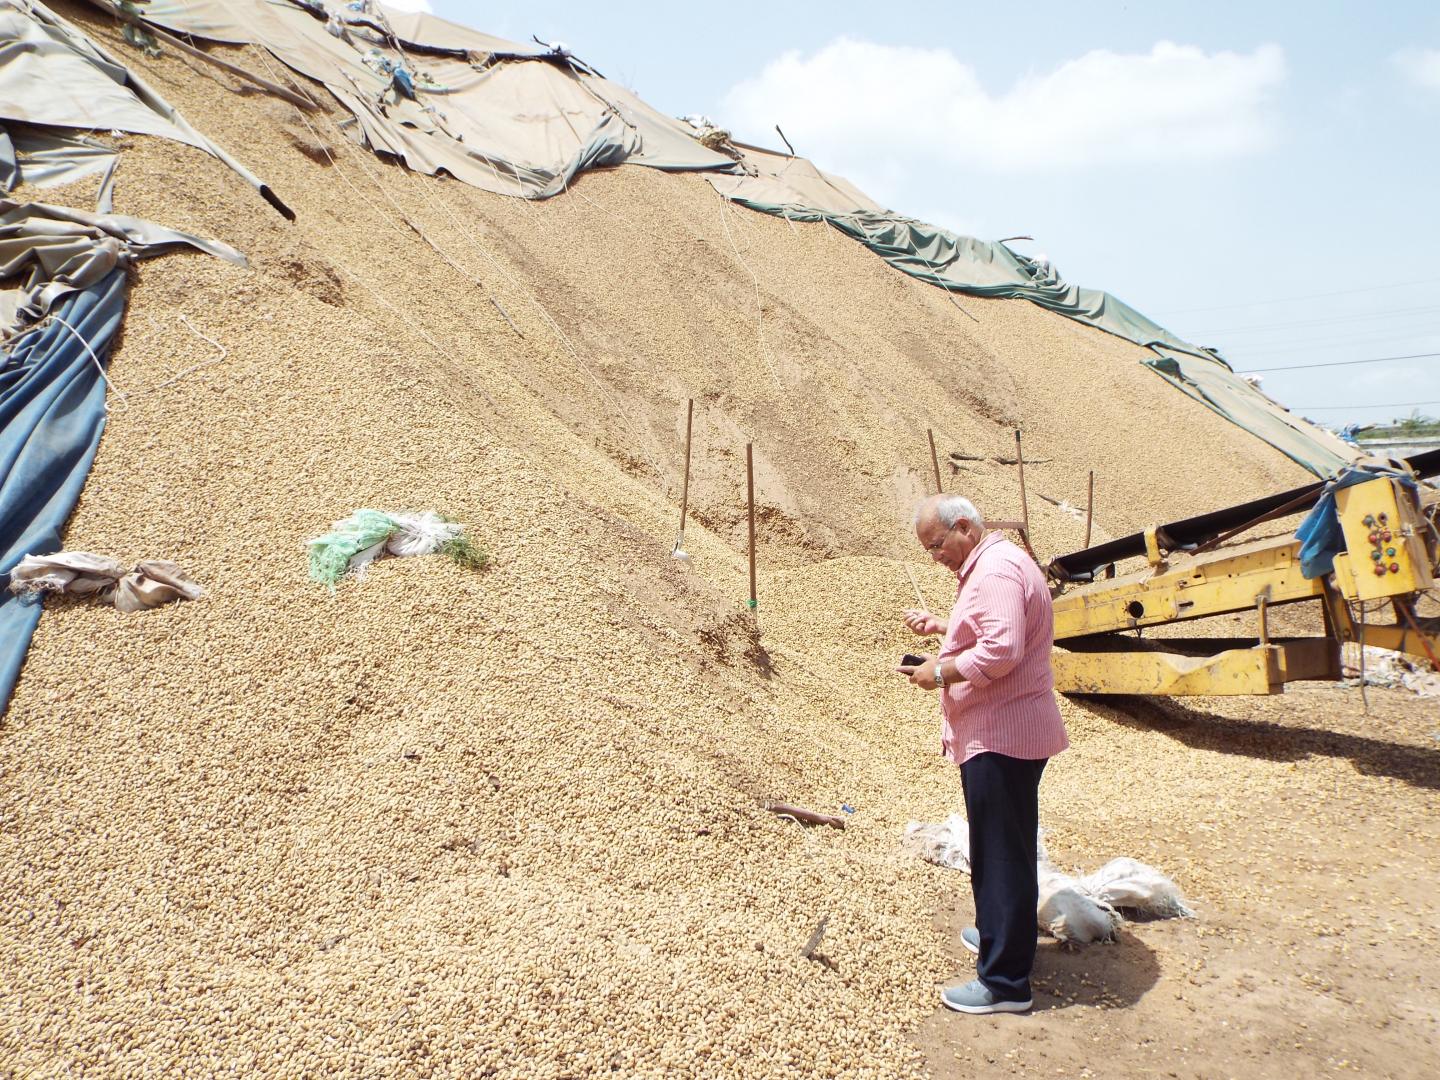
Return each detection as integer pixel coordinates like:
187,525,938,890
673,399,693,558
927,429,943,494
487,296,523,338
765,803,846,829
802,916,828,960
746,443,757,613
1085,469,1095,548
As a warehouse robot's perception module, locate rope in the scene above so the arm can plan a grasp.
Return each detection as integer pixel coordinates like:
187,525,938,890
250,41,663,475
395,161,663,473
847,212,978,324
243,44,501,413
574,189,640,232
715,191,781,390
127,313,228,395
50,313,127,413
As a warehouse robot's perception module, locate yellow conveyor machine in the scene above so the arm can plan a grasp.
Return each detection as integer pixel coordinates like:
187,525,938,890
1046,457,1440,697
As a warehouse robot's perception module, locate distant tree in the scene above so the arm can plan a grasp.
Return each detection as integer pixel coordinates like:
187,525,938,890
1397,408,1438,432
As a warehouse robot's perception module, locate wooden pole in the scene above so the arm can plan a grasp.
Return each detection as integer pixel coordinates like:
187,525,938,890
746,443,757,613
1084,469,1095,548
677,399,694,538
927,429,943,494
904,566,928,610
1015,429,1030,537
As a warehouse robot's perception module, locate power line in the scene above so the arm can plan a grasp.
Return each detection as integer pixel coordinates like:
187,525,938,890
1189,302,1440,336
1296,399,1440,411
1150,276,1440,316
1243,350,1440,373
1218,325,1440,356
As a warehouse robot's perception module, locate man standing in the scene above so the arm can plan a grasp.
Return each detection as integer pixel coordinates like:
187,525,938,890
901,493,1068,1015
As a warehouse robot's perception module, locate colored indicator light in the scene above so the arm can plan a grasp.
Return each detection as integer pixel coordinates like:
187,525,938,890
1379,513,1389,524
1382,530,1393,542
1363,515,1376,526
1371,550,1383,561
1374,564,1388,576
1368,531,1379,543
1386,547,1396,557
1390,563,1400,573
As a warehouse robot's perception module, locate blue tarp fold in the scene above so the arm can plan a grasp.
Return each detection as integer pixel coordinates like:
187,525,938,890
0,267,124,714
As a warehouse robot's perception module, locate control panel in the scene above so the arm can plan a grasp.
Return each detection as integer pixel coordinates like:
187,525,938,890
1331,477,1436,601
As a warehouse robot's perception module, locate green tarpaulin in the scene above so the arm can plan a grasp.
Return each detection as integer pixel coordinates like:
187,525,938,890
714,151,1356,478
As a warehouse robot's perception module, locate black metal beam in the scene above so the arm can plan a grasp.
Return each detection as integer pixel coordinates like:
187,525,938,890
1048,447,1440,583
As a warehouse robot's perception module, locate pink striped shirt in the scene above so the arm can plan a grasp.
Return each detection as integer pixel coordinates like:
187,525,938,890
938,532,1068,765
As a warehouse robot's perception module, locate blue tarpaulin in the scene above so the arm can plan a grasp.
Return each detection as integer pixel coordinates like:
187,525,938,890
0,268,125,716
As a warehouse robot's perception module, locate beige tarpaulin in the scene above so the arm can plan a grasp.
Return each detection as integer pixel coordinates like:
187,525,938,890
0,123,119,209
122,0,738,198
0,197,245,330
9,551,203,612
0,0,289,215
0,1,205,145
707,141,884,218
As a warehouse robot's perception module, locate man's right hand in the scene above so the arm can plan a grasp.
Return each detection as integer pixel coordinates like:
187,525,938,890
902,608,946,636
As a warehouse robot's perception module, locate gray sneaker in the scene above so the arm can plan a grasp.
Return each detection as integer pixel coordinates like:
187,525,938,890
940,979,1032,1015
960,927,980,956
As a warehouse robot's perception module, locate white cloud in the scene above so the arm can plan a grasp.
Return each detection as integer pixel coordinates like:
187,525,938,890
382,0,434,12
1394,48,1440,92
721,38,1286,178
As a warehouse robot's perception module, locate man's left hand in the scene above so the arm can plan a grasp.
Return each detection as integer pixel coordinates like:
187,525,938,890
899,654,939,690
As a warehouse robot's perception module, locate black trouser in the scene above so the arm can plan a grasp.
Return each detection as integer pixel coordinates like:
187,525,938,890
960,751,1047,1002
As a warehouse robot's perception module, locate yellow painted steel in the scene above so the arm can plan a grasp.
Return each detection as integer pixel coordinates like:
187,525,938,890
1143,525,1164,567
1052,535,1323,641
1049,473,1437,696
1052,638,1340,696
1053,645,1284,695
1350,622,1440,664
1331,477,1436,601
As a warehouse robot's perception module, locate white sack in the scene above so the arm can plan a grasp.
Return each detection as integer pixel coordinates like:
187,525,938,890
903,814,1193,945
1038,869,1123,944
385,511,463,558
1080,857,1195,919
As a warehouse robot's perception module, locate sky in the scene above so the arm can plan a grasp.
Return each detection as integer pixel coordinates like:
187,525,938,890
392,1,1440,432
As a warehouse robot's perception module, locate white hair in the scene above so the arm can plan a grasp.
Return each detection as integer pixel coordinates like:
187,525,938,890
913,494,983,530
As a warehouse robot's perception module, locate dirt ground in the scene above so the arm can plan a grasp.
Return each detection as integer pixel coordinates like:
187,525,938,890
915,685,1440,1080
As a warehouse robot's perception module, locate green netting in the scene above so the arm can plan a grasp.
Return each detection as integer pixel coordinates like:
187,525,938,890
307,509,399,586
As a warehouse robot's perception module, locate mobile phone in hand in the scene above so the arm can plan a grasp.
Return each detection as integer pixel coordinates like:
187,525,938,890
900,653,926,668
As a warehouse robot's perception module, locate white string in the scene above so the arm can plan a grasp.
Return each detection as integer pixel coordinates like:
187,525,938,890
396,161,664,472
715,191,781,390
250,41,662,473
574,189,640,232
49,313,128,413
245,45,500,411
130,313,228,395
847,212,979,324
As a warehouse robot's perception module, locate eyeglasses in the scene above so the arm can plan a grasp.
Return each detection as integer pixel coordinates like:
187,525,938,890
924,521,959,552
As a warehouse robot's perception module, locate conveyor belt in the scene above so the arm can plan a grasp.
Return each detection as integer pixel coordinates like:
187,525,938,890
1048,447,1440,583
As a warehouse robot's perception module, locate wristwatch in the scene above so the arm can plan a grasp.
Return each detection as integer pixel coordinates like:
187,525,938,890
935,658,946,690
